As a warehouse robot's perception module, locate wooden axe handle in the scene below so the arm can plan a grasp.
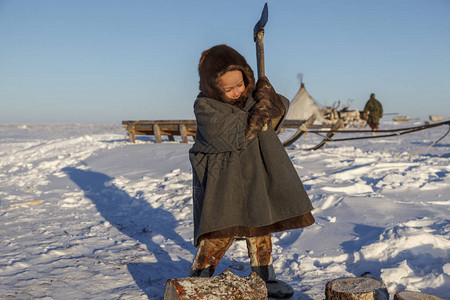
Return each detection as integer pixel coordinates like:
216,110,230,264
255,31,265,78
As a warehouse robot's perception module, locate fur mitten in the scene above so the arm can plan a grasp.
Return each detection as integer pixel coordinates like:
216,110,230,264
245,77,285,140
245,101,271,140
253,76,285,121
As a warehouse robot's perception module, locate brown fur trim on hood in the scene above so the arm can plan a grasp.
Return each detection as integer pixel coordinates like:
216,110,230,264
198,44,255,108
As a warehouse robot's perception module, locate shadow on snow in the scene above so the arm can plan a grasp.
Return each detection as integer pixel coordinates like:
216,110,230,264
63,167,194,299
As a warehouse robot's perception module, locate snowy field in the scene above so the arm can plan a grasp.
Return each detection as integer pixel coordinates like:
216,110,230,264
0,121,449,299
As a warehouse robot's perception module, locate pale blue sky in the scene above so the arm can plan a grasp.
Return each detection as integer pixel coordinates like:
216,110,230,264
1,0,449,123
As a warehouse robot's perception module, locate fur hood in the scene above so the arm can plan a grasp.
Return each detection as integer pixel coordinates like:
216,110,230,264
198,44,255,107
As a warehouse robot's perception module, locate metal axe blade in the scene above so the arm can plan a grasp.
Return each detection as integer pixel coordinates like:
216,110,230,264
254,3,268,78
253,3,268,41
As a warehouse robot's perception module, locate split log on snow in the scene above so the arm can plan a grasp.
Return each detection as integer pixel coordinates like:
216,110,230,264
325,277,389,300
164,269,267,300
9,199,43,207
394,290,446,300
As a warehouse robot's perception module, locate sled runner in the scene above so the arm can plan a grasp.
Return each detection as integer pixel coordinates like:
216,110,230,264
285,119,450,153
305,118,345,151
304,119,450,144
281,115,316,147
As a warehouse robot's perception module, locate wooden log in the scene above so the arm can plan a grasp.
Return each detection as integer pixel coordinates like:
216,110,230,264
394,291,446,300
164,269,267,300
325,277,389,300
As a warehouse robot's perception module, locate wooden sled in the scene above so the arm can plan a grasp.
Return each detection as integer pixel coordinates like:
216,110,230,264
122,120,196,143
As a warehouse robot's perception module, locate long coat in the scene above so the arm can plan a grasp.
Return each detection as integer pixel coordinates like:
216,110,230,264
189,95,315,246
364,96,383,126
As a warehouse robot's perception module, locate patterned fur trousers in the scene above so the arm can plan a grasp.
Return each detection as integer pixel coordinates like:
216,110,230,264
189,234,275,282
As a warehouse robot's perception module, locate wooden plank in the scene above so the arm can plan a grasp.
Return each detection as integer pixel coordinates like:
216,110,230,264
122,120,196,126
134,129,154,135
153,124,162,143
179,124,188,143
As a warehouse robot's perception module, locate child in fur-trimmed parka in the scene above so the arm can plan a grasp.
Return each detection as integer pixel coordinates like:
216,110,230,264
188,44,315,298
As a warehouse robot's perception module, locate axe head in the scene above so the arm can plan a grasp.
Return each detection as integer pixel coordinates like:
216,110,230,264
253,3,268,41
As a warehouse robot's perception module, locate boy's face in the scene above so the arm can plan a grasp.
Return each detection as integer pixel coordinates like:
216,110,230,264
219,70,246,100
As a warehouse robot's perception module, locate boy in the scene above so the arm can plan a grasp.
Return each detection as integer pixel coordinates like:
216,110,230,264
189,44,315,298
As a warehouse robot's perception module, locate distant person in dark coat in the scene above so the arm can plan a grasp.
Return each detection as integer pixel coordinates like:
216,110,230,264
188,44,315,298
363,93,383,131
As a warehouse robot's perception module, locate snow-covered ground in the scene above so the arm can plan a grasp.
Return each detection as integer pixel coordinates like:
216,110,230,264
0,121,449,299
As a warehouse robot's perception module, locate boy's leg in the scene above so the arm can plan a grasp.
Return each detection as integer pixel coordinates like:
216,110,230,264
246,234,294,298
189,237,234,277
246,235,275,281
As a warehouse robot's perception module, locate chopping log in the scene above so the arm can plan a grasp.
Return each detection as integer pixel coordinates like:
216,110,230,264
164,270,267,300
394,290,446,300
325,277,389,300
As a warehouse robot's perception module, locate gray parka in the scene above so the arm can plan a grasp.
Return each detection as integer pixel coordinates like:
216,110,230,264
190,95,315,246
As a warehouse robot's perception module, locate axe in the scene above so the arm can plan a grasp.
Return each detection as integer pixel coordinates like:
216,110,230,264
253,3,268,79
